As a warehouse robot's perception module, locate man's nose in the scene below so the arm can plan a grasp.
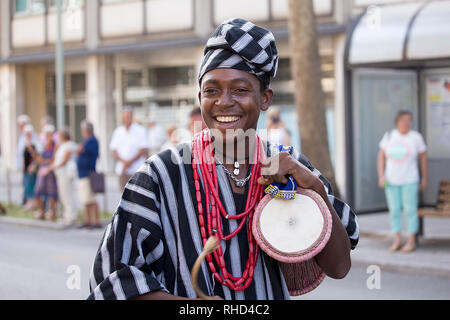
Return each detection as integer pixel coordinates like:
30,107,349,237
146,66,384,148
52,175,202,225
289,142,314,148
216,90,234,108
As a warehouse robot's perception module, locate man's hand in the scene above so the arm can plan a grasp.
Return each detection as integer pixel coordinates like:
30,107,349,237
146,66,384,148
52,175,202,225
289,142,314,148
122,159,133,173
257,152,321,192
257,152,352,279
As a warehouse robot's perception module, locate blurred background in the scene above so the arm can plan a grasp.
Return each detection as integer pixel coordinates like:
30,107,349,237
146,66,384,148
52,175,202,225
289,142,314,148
0,0,450,300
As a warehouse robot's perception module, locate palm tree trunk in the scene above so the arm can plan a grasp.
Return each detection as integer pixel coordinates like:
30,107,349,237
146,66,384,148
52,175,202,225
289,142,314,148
287,0,340,197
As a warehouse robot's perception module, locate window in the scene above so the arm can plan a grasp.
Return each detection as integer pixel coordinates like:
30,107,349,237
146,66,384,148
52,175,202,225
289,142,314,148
124,71,143,88
14,0,46,14
48,0,84,9
148,65,195,88
273,58,292,82
70,73,86,93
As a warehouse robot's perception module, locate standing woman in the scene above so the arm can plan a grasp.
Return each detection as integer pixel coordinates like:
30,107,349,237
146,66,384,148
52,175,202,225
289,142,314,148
377,110,428,253
34,124,59,221
23,124,39,211
46,128,78,225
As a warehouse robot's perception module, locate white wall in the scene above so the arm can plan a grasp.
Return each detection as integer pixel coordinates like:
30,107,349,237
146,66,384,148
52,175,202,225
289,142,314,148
271,0,334,20
146,0,194,32
47,8,85,44
101,0,144,38
11,15,46,48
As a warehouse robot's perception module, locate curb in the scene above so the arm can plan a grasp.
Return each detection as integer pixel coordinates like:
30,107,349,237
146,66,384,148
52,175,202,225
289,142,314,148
354,230,450,278
0,216,106,231
351,257,450,278
0,216,70,230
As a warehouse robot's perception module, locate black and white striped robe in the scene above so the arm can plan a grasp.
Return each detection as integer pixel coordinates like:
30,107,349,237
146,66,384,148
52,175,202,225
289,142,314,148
88,142,359,300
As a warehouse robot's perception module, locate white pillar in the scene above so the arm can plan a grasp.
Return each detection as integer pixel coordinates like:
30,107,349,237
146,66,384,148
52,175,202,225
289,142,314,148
86,55,115,173
333,34,348,200
194,0,213,37
0,64,25,171
0,0,11,59
85,0,99,50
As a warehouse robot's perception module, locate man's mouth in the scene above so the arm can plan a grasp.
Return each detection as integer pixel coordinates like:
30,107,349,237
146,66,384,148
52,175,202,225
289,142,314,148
215,116,242,123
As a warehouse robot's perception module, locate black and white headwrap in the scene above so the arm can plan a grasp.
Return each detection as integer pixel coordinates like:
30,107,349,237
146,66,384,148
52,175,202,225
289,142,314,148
198,18,279,89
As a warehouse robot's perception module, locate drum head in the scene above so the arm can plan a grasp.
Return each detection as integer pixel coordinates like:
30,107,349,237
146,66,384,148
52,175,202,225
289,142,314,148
252,189,332,264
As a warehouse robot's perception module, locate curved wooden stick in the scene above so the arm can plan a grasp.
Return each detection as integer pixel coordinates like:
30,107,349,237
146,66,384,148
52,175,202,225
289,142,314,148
190,236,219,300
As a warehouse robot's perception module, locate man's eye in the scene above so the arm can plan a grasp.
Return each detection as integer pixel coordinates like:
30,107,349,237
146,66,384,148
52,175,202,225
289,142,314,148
203,88,218,94
235,88,250,93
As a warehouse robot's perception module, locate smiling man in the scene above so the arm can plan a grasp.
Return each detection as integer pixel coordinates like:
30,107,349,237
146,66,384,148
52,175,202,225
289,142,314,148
88,18,359,300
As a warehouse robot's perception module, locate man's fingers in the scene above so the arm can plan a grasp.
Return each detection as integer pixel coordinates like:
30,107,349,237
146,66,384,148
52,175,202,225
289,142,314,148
258,176,273,185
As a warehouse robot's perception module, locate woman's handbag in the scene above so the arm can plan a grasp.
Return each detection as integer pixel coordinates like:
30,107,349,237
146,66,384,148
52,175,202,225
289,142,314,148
89,171,105,194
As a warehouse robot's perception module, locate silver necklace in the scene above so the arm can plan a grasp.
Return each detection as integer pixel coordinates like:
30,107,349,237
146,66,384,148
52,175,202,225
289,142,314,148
216,159,252,187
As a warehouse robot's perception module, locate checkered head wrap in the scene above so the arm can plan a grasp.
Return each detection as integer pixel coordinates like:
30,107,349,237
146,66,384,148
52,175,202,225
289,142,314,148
198,18,279,89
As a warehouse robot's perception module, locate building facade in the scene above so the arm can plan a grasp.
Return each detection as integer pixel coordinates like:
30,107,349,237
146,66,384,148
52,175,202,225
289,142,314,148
1,0,446,211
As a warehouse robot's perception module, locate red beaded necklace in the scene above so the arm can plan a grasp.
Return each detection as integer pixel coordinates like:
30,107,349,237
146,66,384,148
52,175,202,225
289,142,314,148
191,129,265,291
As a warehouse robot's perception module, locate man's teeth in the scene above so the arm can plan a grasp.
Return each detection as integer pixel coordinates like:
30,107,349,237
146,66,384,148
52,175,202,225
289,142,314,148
216,116,240,123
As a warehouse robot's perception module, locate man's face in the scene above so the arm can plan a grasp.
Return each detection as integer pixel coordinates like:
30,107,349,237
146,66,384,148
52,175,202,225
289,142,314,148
122,110,133,127
81,126,89,139
198,68,272,143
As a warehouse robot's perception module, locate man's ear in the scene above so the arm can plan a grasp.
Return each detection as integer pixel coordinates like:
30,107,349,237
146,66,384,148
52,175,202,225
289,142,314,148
260,88,273,112
198,91,202,105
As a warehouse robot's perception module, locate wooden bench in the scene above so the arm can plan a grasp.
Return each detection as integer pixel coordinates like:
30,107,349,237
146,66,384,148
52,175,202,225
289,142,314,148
418,180,450,236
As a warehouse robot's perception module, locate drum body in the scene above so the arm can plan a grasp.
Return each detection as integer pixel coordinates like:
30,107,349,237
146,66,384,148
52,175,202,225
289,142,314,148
252,188,332,296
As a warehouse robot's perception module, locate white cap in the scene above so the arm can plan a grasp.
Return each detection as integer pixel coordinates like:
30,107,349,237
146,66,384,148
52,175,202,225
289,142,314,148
23,124,34,133
43,124,55,133
17,114,30,124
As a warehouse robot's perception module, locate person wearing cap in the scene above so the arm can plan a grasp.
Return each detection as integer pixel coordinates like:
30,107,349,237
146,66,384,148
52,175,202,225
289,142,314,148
38,115,59,146
17,114,31,172
22,124,39,211
110,107,149,190
88,19,359,300
34,124,58,221
17,114,38,205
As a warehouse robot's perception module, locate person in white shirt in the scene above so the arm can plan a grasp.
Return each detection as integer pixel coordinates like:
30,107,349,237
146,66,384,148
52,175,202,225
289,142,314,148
110,107,149,190
377,110,428,253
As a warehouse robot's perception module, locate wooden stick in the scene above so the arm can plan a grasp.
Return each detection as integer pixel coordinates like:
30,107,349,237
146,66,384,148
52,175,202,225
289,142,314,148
190,236,219,300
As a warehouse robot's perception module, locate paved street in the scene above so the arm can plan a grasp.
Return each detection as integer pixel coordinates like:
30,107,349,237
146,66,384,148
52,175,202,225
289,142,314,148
1,222,450,300
0,223,103,300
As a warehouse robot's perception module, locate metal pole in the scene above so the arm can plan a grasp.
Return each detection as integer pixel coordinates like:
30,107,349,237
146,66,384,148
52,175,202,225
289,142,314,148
56,0,65,129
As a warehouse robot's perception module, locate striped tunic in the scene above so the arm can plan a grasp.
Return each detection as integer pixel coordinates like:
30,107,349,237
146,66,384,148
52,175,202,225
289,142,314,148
88,142,359,300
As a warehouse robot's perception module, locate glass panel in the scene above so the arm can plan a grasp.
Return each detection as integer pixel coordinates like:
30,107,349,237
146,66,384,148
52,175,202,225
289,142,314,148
353,69,418,211
49,0,85,9
30,0,45,12
148,66,195,88
424,72,450,159
125,71,143,88
70,73,86,93
15,0,28,13
272,58,291,82
74,105,86,143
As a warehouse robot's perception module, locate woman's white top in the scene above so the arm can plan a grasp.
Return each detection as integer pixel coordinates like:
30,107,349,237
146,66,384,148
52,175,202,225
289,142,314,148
379,129,427,185
54,141,77,178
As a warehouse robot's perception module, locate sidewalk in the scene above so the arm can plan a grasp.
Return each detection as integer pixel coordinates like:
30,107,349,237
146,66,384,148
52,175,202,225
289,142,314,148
353,212,450,277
